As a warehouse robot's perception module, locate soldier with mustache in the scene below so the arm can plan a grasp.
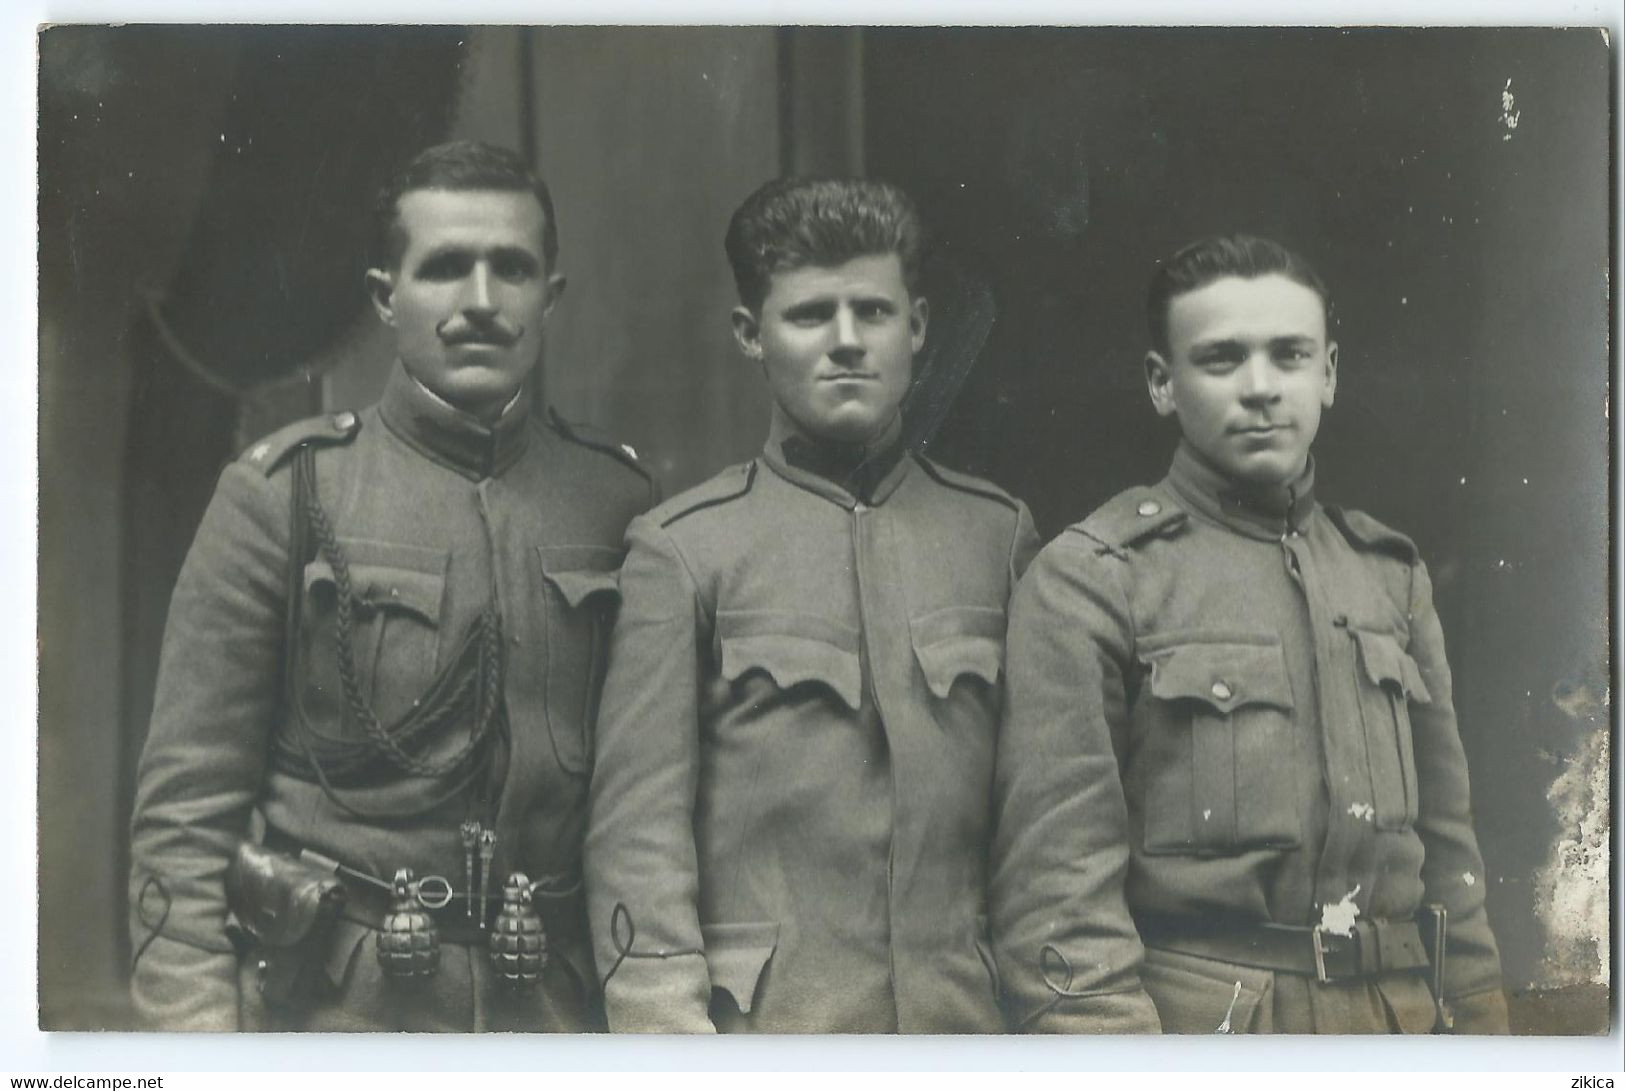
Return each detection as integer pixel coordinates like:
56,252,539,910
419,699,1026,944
127,141,656,1031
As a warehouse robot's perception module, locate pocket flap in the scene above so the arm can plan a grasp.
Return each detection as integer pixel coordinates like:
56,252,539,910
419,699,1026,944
720,635,862,711
1351,628,1432,703
543,568,621,609
717,611,862,711
912,606,1005,697
304,561,445,624
701,921,779,1015
916,638,1003,698
1145,640,1293,713
301,540,446,622
539,545,625,608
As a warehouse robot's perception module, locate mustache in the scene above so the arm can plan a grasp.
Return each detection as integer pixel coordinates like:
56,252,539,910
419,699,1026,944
436,318,524,346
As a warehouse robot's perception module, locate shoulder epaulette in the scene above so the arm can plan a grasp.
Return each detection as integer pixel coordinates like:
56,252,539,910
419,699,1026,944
546,407,654,488
239,410,362,476
913,454,1020,513
1068,485,1188,556
660,461,757,529
1325,505,1419,564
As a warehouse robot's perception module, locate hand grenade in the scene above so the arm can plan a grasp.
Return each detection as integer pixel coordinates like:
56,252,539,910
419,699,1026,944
488,872,546,989
376,868,440,981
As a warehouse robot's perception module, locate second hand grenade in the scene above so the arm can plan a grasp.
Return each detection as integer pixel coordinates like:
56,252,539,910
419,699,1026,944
488,872,547,989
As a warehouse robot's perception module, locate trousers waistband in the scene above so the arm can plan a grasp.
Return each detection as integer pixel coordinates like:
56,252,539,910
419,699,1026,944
1136,913,1433,983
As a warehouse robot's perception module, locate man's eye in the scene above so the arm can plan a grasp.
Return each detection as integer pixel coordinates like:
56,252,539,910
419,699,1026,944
785,307,832,326
1275,346,1313,364
855,302,895,322
416,255,471,281
493,255,539,281
1194,354,1240,371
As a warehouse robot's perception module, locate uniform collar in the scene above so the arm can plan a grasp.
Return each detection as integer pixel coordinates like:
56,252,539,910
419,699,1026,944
377,361,532,481
1166,440,1319,540
760,410,912,508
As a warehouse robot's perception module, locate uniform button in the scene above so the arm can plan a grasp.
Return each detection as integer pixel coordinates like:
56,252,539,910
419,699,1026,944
1211,680,1233,701
332,410,357,432
390,588,400,598
1137,499,1162,517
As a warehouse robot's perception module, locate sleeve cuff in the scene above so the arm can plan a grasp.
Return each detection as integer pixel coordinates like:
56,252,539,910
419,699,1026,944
1024,987,1164,1035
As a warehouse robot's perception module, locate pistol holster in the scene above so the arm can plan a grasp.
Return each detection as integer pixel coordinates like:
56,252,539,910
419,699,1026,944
225,841,347,1009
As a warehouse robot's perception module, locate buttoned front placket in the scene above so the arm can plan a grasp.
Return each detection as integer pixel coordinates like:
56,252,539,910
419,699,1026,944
1282,531,1370,920
764,435,916,1032
377,364,533,892
848,497,901,1031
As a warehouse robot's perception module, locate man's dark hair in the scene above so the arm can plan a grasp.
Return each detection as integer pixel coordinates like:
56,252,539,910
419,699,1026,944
371,140,559,271
724,177,926,312
1146,234,1332,356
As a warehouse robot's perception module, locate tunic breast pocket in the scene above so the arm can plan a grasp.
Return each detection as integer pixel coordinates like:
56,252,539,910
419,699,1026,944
715,610,862,713
909,604,1005,713
300,540,447,730
538,544,624,777
1138,638,1301,855
1347,627,1431,830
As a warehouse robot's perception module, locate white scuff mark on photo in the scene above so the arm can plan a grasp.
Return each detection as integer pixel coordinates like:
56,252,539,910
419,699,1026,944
1347,801,1374,822
1318,884,1363,938
1501,79,1521,140
1463,872,1476,887
1531,725,1610,985
1216,981,1243,1033
1202,809,1212,821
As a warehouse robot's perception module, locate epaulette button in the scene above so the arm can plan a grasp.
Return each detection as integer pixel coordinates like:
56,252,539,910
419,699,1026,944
332,410,358,432
1137,499,1162,517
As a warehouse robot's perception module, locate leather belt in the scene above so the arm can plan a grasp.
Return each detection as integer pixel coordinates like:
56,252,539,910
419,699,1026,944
1136,913,1433,983
261,828,584,948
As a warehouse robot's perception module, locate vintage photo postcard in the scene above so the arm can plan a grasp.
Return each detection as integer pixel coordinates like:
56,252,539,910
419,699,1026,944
32,20,1614,1068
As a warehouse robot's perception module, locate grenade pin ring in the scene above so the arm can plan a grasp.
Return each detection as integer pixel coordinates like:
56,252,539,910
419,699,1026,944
413,873,453,910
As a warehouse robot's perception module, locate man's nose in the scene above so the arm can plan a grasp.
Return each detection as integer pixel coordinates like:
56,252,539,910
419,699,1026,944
831,306,864,355
1237,354,1282,403
460,263,497,315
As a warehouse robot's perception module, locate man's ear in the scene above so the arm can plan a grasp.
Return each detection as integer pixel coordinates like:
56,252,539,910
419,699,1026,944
1145,350,1178,418
909,296,929,354
365,268,397,327
543,272,568,321
731,306,764,361
1322,341,1339,408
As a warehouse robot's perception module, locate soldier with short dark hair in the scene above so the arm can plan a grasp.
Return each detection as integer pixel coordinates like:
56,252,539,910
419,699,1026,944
585,177,1039,1033
990,234,1508,1034
128,140,656,1031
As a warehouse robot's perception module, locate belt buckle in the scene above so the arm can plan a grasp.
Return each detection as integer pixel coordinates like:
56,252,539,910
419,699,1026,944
1311,926,1332,984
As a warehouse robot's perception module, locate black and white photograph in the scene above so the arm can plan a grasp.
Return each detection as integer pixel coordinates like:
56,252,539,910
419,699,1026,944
27,12,1617,1072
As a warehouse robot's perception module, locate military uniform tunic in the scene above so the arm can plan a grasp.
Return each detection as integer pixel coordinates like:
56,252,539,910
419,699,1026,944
991,442,1507,1034
128,363,655,1031
585,428,1040,1033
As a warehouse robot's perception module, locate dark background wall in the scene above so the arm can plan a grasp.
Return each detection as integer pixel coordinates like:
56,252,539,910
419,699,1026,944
37,26,1608,1032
